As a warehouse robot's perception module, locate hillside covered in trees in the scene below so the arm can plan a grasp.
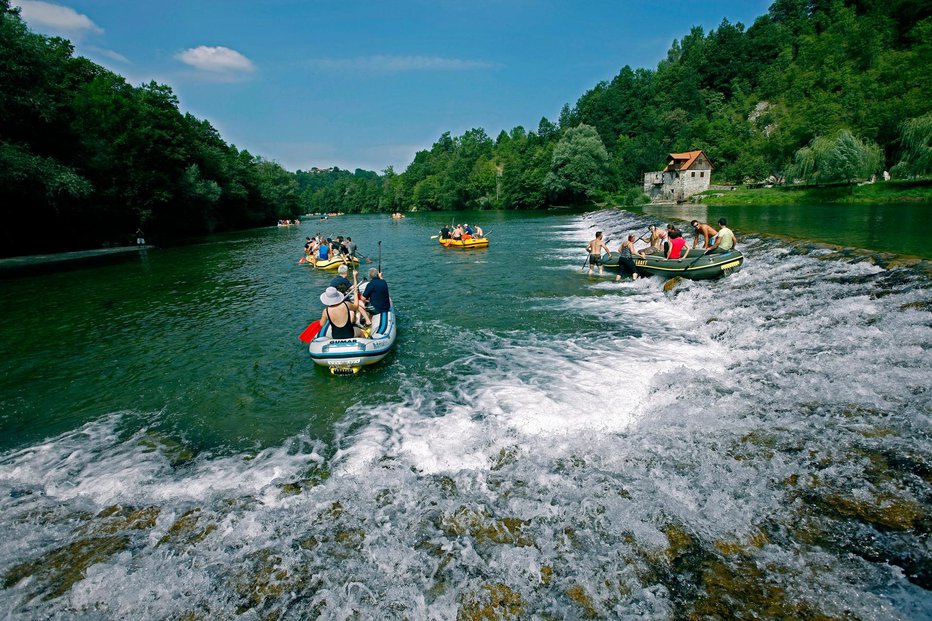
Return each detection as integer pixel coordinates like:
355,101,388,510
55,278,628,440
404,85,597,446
2,0,931,257
300,0,931,214
0,0,301,257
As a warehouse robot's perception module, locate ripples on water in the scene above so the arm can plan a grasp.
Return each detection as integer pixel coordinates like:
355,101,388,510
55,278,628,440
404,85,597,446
1,211,931,619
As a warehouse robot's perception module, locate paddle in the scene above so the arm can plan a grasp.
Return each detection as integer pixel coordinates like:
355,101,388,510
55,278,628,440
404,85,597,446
377,240,382,274
299,321,321,343
684,248,711,271
430,235,439,239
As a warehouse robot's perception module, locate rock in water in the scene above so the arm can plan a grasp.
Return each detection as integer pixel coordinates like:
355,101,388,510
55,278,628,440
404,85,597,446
663,276,683,293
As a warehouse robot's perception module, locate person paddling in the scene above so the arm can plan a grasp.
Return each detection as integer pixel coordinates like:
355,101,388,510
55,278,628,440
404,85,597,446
330,264,352,294
358,267,391,316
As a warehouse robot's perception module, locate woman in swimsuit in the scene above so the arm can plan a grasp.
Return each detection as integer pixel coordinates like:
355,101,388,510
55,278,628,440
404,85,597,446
318,286,365,339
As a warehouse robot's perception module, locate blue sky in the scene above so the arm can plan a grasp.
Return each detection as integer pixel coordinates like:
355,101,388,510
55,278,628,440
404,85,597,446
12,0,773,173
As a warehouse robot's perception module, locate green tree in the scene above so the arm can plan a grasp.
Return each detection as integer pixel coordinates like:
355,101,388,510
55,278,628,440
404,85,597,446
788,129,883,184
890,113,932,178
544,124,612,203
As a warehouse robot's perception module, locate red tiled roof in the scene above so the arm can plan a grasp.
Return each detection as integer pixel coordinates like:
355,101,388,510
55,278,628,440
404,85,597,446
663,150,713,172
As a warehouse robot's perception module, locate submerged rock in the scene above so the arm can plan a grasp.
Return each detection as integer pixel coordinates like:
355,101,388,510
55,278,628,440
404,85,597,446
158,508,217,547
441,506,533,547
3,535,129,600
458,583,525,621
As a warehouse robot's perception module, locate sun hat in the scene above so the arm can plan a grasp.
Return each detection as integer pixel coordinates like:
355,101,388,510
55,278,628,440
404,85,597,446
319,286,344,306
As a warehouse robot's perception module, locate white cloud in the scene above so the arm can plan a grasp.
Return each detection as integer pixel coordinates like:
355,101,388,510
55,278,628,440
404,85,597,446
89,47,130,64
176,46,255,76
308,54,499,73
13,0,103,36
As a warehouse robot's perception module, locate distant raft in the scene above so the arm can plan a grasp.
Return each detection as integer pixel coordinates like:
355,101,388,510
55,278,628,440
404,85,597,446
604,249,744,280
438,236,489,249
308,305,397,375
311,255,360,270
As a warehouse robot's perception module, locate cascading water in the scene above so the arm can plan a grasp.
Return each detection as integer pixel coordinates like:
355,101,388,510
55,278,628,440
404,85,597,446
1,210,929,619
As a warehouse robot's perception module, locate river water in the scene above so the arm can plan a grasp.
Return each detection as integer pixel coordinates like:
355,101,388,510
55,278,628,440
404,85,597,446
1,209,930,619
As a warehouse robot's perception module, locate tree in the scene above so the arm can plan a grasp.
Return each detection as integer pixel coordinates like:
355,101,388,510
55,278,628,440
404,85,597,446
787,129,883,184
890,113,932,178
544,124,612,203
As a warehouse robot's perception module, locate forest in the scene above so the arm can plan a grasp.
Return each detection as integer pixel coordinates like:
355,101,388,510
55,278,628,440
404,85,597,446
0,0,300,256
300,0,931,214
2,0,931,256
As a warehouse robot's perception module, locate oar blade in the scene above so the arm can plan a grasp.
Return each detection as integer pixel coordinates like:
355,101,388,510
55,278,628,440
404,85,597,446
299,320,322,343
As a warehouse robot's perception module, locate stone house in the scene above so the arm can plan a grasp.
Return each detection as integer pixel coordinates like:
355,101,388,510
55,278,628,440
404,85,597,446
643,150,713,202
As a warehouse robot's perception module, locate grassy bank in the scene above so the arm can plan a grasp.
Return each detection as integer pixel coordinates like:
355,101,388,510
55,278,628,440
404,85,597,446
699,179,932,206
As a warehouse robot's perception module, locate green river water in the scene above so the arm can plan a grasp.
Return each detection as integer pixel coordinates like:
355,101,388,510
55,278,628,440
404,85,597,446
0,205,930,619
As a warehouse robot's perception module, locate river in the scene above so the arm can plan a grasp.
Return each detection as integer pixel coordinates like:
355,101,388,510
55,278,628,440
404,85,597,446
1,208,930,619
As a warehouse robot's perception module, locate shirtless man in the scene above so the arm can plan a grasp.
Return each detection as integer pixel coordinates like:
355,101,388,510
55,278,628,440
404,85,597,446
690,220,719,249
648,225,667,254
586,231,612,275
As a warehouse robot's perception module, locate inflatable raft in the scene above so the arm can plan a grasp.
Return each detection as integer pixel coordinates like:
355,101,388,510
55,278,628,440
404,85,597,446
439,236,489,249
604,249,744,280
311,255,360,270
308,302,397,375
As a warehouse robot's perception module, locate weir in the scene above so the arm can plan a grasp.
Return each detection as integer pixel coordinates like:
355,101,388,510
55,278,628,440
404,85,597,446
0,211,929,618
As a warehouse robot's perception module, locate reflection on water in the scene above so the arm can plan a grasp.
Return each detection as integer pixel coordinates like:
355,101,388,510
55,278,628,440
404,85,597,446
0,211,930,619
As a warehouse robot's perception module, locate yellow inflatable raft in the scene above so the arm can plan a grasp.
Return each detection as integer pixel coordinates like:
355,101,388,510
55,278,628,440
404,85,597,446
438,236,489,249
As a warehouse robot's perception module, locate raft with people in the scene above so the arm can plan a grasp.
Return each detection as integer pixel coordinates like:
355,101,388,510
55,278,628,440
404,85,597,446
604,248,744,280
306,277,396,375
438,236,489,249
310,255,360,270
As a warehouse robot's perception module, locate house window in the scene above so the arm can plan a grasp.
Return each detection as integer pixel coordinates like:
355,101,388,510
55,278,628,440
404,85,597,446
691,172,695,177
700,172,704,178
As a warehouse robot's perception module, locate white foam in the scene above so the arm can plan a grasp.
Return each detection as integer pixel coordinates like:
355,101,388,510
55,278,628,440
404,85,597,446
2,211,930,619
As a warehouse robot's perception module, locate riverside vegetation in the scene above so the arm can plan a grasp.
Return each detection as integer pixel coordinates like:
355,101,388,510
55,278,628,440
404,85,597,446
2,0,931,258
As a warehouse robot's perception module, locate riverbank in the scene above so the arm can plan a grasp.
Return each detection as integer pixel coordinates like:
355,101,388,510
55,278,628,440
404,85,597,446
697,179,932,205
0,245,153,278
